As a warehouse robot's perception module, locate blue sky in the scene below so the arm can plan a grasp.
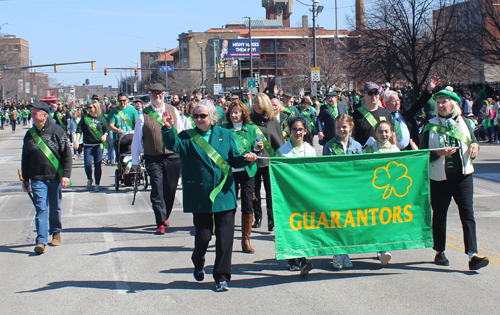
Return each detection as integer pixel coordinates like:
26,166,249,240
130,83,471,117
0,0,354,88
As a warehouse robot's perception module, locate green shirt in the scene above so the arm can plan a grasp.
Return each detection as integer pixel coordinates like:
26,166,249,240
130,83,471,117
108,105,138,142
77,114,109,145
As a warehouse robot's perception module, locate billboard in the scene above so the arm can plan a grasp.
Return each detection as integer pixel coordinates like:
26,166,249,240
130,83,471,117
219,39,260,61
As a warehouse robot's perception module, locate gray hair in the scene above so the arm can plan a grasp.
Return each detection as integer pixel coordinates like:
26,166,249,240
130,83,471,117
383,90,399,103
192,99,219,126
434,97,462,118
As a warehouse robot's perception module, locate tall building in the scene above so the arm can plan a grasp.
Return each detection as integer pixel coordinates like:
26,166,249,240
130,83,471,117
0,35,30,100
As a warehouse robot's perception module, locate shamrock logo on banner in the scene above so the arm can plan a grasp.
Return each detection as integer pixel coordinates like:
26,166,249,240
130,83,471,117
372,161,413,199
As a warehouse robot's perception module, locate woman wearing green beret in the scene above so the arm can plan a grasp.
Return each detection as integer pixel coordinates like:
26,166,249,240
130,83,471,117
420,86,488,271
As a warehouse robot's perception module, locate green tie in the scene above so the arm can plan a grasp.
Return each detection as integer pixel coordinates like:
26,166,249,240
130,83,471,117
393,112,402,141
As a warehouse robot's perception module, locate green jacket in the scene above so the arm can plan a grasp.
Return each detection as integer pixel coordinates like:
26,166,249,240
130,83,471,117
220,122,258,177
162,125,250,213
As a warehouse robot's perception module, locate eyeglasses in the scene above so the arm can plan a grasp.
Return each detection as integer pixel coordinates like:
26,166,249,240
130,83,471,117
151,92,163,96
193,114,209,119
291,128,305,133
222,107,228,110
366,91,379,96
118,99,127,103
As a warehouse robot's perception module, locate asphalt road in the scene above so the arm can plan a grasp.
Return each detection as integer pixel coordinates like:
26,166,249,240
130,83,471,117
0,125,499,314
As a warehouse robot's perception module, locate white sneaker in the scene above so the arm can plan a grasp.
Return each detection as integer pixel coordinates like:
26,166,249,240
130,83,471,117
379,251,392,265
87,180,92,191
94,185,100,192
332,255,343,269
343,255,353,269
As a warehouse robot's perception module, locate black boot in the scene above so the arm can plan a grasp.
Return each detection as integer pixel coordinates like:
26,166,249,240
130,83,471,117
252,217,261,228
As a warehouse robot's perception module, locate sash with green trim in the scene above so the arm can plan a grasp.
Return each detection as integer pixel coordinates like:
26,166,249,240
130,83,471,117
231,130,257,177
357,106,379,130
185,129,232,203
327,138,345,155
248,120,276,157
55,112,68,132
423,123,471,146
298,106,316,130
84,116,108,149
28,127,72,186
117,109,133,129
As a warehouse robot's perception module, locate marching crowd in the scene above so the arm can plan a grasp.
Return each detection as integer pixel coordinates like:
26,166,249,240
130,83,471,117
16,77,492,292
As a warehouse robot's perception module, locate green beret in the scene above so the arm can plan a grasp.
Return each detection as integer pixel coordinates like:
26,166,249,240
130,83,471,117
434,88,461,104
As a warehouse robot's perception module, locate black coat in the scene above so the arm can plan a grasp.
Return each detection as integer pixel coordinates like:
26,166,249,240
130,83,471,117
250,112,285,168
398,90,432,147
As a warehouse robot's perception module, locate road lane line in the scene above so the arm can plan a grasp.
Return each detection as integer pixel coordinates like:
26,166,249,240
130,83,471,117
103,232,130,295
447,234,500,257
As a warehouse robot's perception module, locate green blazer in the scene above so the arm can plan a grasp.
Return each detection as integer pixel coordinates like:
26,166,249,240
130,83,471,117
220,122,258,177
162,125,249,213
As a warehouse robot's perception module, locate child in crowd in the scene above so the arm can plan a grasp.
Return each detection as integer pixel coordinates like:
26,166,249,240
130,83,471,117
364,120,400,153
277,117,315,275
323,114,362,269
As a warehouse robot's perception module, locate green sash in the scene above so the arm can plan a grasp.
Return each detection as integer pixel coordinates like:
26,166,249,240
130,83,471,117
327,138,345,155
55,112,68,132
186,115,195,128
423,123,471,147
299,106,316,130
232,130,257,177
392,112,403,141
117,109,133,129
144,106,165,126
84,116,108,149
185,129,232,203
364,145,374,153
28,127,71,186
357,106,378,130
326,103,339,118
249,120,276,157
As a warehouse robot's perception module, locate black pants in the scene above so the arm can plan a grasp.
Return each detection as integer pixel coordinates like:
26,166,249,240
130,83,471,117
233,171,255,214
253,166,273,222
144,154,181,226
431,173,477,254
192,209,236,283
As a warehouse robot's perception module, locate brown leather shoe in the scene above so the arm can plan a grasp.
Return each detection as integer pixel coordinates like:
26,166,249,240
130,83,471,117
51,232,61,246
34,243,45,254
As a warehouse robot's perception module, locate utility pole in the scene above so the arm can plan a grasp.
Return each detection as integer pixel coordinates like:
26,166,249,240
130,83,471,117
312,1,317,68
244,16,253,90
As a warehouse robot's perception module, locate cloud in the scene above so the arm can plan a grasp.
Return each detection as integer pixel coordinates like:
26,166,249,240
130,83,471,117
372,161,413,199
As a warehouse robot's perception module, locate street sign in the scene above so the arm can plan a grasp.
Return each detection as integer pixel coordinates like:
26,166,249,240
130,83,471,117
200,84,207,89
158,66,174,72
311,67,320,82
214,84,223,95
247,78,256,88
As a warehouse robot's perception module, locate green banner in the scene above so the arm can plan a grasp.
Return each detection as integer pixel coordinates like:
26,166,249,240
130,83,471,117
269,150,432,260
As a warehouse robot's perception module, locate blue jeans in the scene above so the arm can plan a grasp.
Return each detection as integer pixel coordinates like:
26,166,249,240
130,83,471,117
84,144,103,185
105,133,115,163
10,120,16,132
31,180,62,245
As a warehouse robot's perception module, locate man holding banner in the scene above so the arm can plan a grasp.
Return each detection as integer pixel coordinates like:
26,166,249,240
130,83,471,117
22,102,72,255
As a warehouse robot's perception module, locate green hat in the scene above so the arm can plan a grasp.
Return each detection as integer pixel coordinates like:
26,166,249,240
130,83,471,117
327,91,338,97
434,87,460,104
282,92,293,98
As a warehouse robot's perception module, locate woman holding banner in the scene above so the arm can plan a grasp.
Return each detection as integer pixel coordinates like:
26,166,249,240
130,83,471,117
221,100,258,254
161,100,257,292
75,101,109,192
250,93,285,231
420,86,489,271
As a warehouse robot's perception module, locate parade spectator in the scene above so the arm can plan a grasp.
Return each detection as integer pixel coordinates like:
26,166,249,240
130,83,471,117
420,87,489,271
250,93,285,230
277,116,315,275
132,83,184,234
296,96,317,134
75,100,108,192
22,102,72,254
9,105,18,132
161,99,257,292
221,100,258,253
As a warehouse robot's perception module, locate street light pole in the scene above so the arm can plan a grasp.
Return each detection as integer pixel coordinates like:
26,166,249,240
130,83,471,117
312,1,317,68
244,17,253,83
0,22,11,34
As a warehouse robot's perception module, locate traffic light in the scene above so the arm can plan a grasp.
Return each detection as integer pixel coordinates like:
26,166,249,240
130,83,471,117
134,67,138,76
219,62,225,73
104,68,107,76
91,61,95,71
54,63,58,73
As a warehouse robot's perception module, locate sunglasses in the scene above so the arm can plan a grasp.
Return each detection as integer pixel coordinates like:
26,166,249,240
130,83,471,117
291,128,305,133
366,91,379,96
118,99,127,103
192,114,209,119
